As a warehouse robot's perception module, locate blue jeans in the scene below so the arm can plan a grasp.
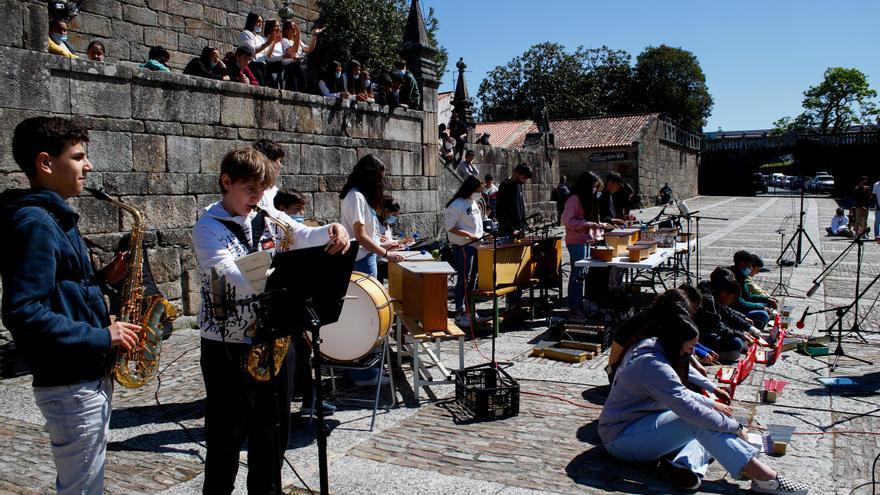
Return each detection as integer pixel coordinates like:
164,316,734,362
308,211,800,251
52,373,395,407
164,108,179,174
605,411,757,478
747,309,770,329
33,378,113,495
354,253,378,278
452,245,477,312
567,243,587,309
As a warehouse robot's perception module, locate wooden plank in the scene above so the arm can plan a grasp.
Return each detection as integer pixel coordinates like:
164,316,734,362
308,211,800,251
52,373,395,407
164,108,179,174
560,341,602,353
531,348,546,357
543,348,590,363
446,321,466,337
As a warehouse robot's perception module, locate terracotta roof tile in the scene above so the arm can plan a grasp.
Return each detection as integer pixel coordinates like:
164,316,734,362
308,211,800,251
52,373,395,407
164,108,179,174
476,113,658,150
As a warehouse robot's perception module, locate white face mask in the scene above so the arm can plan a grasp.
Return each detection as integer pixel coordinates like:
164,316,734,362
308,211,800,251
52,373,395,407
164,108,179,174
471,192,483,202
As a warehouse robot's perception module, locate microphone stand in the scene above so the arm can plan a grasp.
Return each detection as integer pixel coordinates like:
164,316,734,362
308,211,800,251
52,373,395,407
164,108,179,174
778,177,826,267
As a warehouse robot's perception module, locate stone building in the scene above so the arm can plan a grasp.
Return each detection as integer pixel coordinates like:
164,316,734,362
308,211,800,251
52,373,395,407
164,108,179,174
477,113,701,203
0,0,555,358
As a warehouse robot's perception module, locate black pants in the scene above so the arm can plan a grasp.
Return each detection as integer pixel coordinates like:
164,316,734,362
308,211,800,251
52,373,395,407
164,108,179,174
249,61,268,86
200,338,289,495
283,61,308,92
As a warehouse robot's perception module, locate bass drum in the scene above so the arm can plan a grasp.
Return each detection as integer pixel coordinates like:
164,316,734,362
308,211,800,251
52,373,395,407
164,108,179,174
311,271,393,362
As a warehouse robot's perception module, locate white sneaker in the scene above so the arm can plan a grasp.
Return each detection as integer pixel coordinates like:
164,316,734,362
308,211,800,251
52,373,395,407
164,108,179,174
751,475,809,494
454,313,471,328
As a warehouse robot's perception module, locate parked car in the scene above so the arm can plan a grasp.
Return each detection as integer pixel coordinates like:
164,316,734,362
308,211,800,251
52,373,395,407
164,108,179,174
783,176,795,188
770,173,785,187
811,174,835,193
791,176,804,190
752,173,768,193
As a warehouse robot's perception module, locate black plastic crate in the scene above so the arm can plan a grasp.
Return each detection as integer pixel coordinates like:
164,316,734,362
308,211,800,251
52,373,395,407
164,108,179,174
454,364,519,421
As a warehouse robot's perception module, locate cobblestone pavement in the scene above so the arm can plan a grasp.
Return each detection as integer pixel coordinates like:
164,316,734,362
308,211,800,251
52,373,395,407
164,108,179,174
0,196,879,494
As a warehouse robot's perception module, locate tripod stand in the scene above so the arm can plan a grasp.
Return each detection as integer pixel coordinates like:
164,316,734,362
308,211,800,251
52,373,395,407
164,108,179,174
778,177,825,267
771,229,792,296
806,305,874,372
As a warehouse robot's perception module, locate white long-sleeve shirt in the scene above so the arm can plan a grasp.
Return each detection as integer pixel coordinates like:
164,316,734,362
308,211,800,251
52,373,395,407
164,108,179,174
192,200,332,343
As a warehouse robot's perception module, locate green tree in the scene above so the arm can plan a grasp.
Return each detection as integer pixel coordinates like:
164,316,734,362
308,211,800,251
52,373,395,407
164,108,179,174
477,43,634,122
775,67,878,134
631,45,713,132
310,0,447,82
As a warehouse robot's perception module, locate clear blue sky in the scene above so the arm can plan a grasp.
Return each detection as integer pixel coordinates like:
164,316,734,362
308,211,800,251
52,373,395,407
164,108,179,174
424,0,880,131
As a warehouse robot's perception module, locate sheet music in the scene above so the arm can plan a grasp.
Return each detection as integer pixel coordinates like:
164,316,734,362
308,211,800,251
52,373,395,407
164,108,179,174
233,250,273,294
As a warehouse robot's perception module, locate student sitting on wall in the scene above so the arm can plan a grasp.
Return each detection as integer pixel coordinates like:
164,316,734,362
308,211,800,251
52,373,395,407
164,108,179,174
356,69,375,103
318,61,354,101
225,46,259,86
48,19,77,59
87,40,105,62
184,46,230,81
140,46,172,72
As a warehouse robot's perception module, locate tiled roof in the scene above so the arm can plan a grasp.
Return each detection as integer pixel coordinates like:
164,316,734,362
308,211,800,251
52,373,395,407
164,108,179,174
476,113,658,150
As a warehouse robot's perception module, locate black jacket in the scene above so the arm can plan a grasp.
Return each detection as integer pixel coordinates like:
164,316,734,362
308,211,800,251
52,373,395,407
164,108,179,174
695,281,750,341
598,191,617,223
0,189,111,386
496,178,526,236
183,56,226,80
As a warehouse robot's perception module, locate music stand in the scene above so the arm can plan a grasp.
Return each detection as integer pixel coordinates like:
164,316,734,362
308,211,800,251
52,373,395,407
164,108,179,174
771,229,792,296
265,242,359,495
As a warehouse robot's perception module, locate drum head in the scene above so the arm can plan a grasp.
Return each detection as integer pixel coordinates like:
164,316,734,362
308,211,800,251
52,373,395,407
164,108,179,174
315,278,383,362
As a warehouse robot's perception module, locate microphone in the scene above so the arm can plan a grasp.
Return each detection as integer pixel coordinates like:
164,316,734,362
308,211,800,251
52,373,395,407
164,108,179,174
796,307,809,329
805,282,821,298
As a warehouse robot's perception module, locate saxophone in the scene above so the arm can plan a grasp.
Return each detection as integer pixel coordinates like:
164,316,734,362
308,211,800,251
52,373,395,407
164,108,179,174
245,205,292,382
85,187,178,388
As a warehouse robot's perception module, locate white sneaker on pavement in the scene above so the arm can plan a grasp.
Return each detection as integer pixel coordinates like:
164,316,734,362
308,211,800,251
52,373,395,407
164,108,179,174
751,474,809,494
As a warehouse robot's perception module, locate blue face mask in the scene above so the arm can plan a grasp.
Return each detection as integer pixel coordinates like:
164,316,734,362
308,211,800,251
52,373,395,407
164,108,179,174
386,215,398,225
364,79,371,87
51,33,68,44
741,267,751,276
353,74,360,80
399,69,406,77
255,26,262,34
288,214,305,224
335,71,342,79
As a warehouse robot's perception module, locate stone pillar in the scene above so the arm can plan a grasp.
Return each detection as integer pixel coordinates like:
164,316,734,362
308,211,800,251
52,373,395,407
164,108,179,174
400,0,441,180
452,57,475,144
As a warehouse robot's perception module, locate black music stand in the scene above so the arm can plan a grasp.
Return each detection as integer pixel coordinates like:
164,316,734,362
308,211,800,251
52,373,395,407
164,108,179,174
265,242,359,495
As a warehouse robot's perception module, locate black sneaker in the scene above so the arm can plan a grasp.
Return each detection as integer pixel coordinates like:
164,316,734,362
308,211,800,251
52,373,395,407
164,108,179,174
657,458,701,491
751,474,809,494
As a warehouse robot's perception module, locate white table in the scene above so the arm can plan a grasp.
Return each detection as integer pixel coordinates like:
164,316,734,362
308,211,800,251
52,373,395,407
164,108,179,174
575,247,674,292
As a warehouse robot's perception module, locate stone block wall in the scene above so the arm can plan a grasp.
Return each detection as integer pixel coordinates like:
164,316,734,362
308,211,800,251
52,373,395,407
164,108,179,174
438,144,558,224
637,120,700,201
41,0,319,70
0,46,435,317
558,147,636,187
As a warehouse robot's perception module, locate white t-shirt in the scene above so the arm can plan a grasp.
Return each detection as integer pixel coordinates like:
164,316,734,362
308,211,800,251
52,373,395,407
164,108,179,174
445,197,484,246
341,188,380,260
239,30,269,62
873,180,880,207
281,38,307,65
830,214,849,232
456,159,479,179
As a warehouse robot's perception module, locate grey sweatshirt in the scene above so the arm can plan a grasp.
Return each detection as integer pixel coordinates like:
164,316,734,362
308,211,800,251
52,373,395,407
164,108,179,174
598,337,740,444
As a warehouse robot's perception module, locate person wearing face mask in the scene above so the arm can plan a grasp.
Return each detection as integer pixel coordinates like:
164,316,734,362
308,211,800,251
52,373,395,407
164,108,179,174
376,196,404,283
318,61,353,100
184,46,229,81
393,59,421,109
599,289,809,494
728,250,772,329
356,69,375,103
281,20,323,93
48,19,78,59
561,172,613,319
239,12,282,86
273,189,307,224
342,60,362,95
695,268,757,363
445,175,487,328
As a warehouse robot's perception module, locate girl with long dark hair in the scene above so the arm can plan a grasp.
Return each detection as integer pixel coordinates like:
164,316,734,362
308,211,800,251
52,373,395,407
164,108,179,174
239,12,281,86
318,60,352,100
445,175,485,328
340,154,404,277
561,172,611,318
281,20,323,92
599,288,808,494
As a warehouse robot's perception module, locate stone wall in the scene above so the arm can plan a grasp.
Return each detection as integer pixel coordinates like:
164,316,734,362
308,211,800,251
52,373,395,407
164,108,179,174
0,46,436,318
3,0,320,70
637,120,700,201
558,146,636,187
438,144,558,223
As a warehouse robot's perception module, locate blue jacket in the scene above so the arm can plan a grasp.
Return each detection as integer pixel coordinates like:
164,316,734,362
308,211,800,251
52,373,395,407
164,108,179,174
0,189,111,386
